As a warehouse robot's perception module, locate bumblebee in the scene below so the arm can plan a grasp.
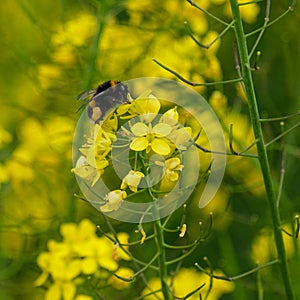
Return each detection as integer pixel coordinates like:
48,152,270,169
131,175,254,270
77,80,130,123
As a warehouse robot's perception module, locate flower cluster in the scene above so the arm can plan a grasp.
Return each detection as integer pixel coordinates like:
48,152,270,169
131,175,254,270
141,267,234,300
35,219,132,300
72,91,194,213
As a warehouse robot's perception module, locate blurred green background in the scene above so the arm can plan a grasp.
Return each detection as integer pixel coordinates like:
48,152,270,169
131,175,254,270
0,0,299,299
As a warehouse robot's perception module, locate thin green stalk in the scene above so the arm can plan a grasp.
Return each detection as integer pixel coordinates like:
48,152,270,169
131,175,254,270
229,1,294,299
154,218,172,300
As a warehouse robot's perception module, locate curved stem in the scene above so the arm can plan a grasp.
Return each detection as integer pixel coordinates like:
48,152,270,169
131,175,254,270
229,1,294,299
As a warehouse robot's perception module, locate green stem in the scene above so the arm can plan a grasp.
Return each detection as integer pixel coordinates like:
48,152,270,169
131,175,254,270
229,1,294,299
154,219,172,300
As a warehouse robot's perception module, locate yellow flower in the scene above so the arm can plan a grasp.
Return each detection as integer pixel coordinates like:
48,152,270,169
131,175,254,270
165,157,183,181
168,126,193,151
121,170,145,192
100,190,127,212
109,267,134,289
52,13,96,47
0,127,12,148
45,280,76,300
52,44,75,65
239,0,260,24
251,228,276,263
110,232,131,262
224,1,260,24
209,91,227,116
130,122,172,155
155,157,184,182
35,247,81,300
37,64,61,89
119,95,161,123
35,220,133,300
75,295,93,300
159,107,179,126
72,124,116,185
71,155,106,186
60,219,97,244
141,268,234,300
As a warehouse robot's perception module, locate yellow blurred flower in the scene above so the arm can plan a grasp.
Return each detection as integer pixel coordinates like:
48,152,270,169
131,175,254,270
100,190,127,212
35,219,132,299
0,127,12,148
45,117,74,153
251,225,297,264
75,295,93,300
121,170,145,192
52,13,96,47
60,218,96,244
251,228,275,264
45,280,76,300
141,267,234,299
203,54,222,80
209,91,228,116
5,158,36,183
0,163,8,186
224,0,260,24
130,122,173,155
109,267,134,289
239,0,260,24
37,64,62,89
52,44,75,65
111,232,131,261
202,31,221,54
211,0,226,4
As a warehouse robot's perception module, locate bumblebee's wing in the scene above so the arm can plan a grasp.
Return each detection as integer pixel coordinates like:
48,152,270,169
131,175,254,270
76,89,96,101
76,89,96,113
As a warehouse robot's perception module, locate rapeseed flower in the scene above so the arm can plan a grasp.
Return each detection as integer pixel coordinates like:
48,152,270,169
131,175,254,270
130,122,172,155
35,220,132,299
155,157,183,182
121,170,145,192
100,190,127,212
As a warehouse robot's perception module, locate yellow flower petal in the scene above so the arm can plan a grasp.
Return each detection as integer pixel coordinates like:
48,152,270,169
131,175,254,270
76,295,93,300
62,281,76,300
165,157,182,170
45,283,61,300
130,137,148,151
160,107,179,125
34,272,49,287
109,267,134,289
100,190,127,212
131,122,149,136
151,138,171,155
172,127,192,150
134,97,161,115
117,103,131,115
152,123,172,137
166,170,179,181
121,170,144,192
81,257,97,274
